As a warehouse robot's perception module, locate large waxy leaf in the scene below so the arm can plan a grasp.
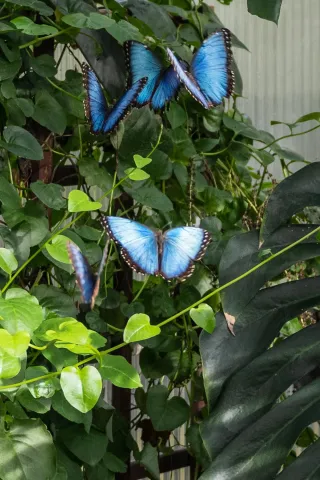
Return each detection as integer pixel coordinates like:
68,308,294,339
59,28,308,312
220,225,320,322
0,418,56,480
199,378,320,480
202,322,320,457
201,276,320,409
260,163,320,243
276,438,320,479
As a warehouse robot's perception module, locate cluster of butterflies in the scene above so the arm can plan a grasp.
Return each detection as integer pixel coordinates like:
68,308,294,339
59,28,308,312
67,217,211,308
83,28,234,134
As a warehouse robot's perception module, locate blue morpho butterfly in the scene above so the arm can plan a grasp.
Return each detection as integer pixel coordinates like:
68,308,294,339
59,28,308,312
124,41,187,110
166,28,234,109
67,241,109,309
101,216,211,280
82,63,147,134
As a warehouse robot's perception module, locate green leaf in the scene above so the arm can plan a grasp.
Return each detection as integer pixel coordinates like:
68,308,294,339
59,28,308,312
0,248,18,274
0,126,43,160
62,12,115,29
139,443,159,480
30,54,57,77
200,378,320,480
190,304,216,334
146,385,189,431
124,167,150,181
30,181,66,210
0,330,30,356
46,235,72,265
105,19,143,44
59,425,107,466
78,158,116,194
0,58,21,81
0,350,21,379
133,154,152,168
295,112,320,124
99,355,142,389
17,385,52,414
0,290,43,335
68,190,102,212
11,17,57,35
277,438,320,479
166,103,187,129
26,366,57,399
260,163,320,243
201,322,320,458
247,0,283,24
52,390,92,427
0,177,20,210
32,285,77,318
32,90,67,135
0,418,56,480
36,317,89,344
60,366,102,413
254,150,274,167
103,453,126,473
126,0,176,40
124,314,161,343
124,183,173,212
1,80,16,99
6,0,53,15
223,115,263,140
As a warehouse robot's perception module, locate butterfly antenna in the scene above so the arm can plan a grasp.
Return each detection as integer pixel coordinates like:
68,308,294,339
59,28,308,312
187,159,196,226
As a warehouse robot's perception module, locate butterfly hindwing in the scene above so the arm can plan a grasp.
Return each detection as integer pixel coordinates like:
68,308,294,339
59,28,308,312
151,65,183,110
191,28,234,106
67,242,99,308
160,227,211,280
82,63,146,134
101,216,159,275
125,41,163,106
166,48,210,109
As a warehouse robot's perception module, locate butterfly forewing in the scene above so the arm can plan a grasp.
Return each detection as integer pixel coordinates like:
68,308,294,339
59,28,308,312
82,63,147,134
67,242,99,307
101,216,159,275
191,28,234,106
151,64,184,110
160,227,211,280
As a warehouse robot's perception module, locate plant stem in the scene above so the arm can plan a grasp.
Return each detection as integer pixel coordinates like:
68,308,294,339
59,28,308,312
132,277,149,302
46,77,81,101
19,27,74,49
259,124,320,151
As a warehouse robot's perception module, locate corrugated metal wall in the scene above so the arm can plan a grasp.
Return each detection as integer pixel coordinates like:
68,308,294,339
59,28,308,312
213,0,320,176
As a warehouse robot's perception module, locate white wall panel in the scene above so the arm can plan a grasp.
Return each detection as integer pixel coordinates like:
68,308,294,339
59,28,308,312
213,0,320,175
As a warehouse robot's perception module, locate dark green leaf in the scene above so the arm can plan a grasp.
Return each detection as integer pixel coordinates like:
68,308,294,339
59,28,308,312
146,385,189,431
78,158,115,194
139,443,159,480
6,0,53,15
126,0,176,40
32,91,67,135
247,0,283,24
32,285,77,318
0,418,56,480
0,126,42,160
100,355,142,388
0,58,21,82
166,103,187,129
30,181,66,210
124,182,173,212
277,438,320,479
30,55,57,77
103,452,126,473
52,390,92,427
59,425,107,466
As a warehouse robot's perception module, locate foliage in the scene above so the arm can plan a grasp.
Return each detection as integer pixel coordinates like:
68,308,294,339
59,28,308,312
0,0,317,478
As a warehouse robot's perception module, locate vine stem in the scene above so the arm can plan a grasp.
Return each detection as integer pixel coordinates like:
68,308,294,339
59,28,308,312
1,224,320,391
258,124,320,151
19,27,74,49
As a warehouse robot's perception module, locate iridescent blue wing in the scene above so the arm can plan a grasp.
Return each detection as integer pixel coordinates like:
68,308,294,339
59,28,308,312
67,242,100,308
125,41,163,106
166,48,210,109
82,63,146,134
160,227,211,280
151,64,184,111
191,28,234,107
101,216,159,275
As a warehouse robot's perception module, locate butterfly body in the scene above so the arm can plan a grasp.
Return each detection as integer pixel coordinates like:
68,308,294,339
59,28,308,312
101,216,210,280
82,63,147,134
166,28,234,109
125,41,186,110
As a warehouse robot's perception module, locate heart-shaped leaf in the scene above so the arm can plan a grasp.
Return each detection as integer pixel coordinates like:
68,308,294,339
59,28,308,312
0,126,43,160
124,314,160,343
124,167,150,181
46,235,72,264
0,247,18,275
190,303,216,334
133,154,152,168
0,329,30,356
38,318,89,345
0,290,43,334
30,181,66,210
26,366,58,399
61,366,102,413
146,385,189,431
68,190,102,213
100,355,142,388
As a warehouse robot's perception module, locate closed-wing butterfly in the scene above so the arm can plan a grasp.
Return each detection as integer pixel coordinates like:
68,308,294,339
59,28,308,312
67,241,109,309
82,63,147,134
124,41,187,110
166,28,234,109
101,216,211,280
